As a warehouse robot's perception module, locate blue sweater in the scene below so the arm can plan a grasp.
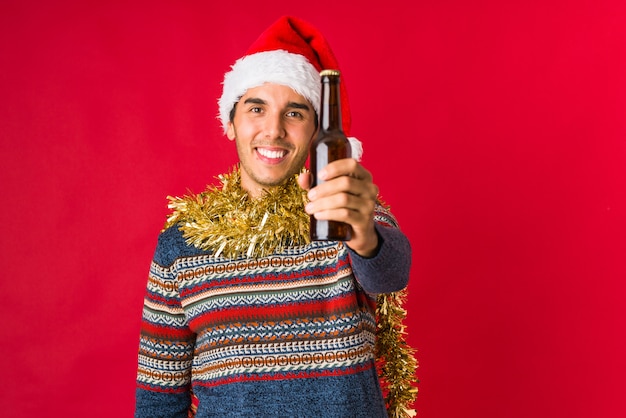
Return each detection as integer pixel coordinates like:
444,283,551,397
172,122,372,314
135,205,411,417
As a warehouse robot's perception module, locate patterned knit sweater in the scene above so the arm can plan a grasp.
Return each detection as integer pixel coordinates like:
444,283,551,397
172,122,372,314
135,206,411,417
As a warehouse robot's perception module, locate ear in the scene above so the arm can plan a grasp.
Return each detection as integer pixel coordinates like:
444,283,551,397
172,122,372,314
226,121,235,141
309,126,319,144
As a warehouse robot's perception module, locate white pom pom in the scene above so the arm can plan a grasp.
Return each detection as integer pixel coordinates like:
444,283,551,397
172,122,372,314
348,137,363,162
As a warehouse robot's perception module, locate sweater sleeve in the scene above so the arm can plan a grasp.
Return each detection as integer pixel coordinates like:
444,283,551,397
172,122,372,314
348,204,412,295
135,227,197,418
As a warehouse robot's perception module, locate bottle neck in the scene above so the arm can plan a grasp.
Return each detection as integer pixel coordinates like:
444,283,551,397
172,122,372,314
319,75,342,132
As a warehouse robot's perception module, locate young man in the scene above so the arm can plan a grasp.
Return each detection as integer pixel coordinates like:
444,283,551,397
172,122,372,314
135,16,412,417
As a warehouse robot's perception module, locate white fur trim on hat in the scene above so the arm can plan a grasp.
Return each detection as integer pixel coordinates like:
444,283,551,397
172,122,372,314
218,50,321,132
348,137,363,162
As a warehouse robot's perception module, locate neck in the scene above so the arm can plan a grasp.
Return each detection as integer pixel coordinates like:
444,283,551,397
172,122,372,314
245,185,275,199
239,166,299,199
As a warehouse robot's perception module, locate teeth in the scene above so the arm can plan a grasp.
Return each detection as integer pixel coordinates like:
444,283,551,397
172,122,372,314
258,148,286,159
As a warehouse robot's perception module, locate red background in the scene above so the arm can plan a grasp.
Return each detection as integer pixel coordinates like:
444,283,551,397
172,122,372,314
1,1,625,417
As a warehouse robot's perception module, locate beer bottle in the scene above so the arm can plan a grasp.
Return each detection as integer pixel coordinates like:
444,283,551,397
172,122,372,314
309,69,353,241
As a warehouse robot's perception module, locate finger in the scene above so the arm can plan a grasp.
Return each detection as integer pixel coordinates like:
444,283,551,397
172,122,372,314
297,172,312,191
306,192,376,217
319,159,372,182
309,205,361,220
309,175,378,201
310,206,375,233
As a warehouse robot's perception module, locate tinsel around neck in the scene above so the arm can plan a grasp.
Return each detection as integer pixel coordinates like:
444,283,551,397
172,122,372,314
165,166,418,417
164,166,310,259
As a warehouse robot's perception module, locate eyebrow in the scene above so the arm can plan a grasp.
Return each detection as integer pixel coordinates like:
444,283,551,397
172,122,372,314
243,97,266,105
242,97,312,111
287,102,312,111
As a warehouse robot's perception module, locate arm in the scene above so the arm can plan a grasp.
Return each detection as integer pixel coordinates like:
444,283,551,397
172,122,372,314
299,160,412,294
347,208,412,294
135,228,196,418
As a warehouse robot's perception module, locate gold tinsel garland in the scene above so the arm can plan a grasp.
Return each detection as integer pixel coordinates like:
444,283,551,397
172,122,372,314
376,290,419,417
165,167,310,259
165,166,418,417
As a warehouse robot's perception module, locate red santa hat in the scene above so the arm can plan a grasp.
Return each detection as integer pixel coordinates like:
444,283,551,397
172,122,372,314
218,16,353,137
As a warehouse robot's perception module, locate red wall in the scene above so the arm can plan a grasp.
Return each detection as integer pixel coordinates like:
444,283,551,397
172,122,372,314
1,1,625,417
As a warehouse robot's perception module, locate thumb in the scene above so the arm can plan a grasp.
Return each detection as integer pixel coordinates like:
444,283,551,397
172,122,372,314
297,171,312,191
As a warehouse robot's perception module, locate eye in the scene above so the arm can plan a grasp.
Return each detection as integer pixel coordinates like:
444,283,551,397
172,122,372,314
250,106,263,113
286,110,303,119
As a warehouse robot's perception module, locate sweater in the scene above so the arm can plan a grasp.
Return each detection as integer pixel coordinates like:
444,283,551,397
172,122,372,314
135,205,411,417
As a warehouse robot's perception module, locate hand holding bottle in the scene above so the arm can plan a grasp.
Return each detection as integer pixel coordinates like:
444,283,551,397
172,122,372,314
299,158,380,257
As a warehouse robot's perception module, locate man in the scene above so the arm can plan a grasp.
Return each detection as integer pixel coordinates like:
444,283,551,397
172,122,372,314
135,16,413,417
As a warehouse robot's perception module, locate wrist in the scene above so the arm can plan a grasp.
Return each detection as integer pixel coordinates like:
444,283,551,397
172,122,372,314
348,227,381,258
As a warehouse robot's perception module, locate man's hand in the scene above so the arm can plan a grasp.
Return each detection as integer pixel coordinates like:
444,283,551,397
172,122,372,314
298,158,380,257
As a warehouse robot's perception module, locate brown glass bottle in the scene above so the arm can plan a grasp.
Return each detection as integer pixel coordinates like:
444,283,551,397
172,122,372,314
309,69,353,241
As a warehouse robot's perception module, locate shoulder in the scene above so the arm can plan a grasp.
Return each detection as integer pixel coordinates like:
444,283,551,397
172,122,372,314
153,224,209,267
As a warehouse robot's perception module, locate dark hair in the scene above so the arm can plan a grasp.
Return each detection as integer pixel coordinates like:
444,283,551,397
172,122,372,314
229,103,237,124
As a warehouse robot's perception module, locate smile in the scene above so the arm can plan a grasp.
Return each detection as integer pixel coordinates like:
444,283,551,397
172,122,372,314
257,148,287,160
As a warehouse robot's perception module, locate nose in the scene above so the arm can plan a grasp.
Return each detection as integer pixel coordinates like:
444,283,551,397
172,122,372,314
263,113,286,139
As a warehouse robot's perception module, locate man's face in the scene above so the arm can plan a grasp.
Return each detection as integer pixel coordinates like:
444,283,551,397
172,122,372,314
227,83,318,197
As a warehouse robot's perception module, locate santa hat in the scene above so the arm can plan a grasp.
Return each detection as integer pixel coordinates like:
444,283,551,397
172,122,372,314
218,16,353,138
